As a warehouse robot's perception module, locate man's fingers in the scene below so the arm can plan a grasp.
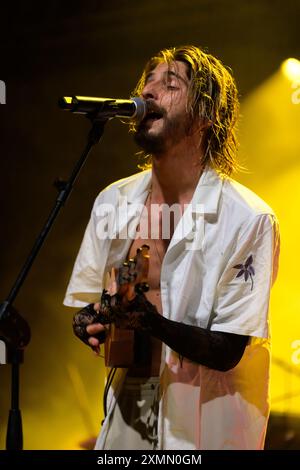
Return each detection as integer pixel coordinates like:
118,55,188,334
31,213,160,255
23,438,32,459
86,323,106,335
88,338,101,356
88,336,100,347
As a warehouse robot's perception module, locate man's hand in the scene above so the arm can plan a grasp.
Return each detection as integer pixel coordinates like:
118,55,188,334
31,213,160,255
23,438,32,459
125,291,160,330
72,303,107,355
72,291,160,354
72,290,132,354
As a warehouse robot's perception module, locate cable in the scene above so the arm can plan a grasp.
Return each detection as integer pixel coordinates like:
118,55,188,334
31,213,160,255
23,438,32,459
102,367,117,422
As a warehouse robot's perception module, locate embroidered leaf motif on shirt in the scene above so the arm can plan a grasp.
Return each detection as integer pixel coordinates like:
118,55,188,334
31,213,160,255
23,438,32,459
233,255,255,291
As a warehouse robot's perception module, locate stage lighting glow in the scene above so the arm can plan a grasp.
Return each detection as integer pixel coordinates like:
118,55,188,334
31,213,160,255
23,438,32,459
238,64,300,416
281,58,300,82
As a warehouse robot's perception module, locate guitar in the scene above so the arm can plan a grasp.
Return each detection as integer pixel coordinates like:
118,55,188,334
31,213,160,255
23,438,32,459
98,244,150,367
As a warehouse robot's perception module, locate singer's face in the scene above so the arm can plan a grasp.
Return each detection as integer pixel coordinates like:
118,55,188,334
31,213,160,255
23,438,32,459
134,61,193,154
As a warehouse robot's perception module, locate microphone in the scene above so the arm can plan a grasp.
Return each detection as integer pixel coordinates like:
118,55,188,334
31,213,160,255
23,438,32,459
58,96,147,122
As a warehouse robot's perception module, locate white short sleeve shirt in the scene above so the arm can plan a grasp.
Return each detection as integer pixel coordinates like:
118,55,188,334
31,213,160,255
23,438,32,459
64,166,280,450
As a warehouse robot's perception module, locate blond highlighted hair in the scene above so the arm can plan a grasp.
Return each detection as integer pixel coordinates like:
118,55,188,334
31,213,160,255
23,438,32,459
132,45,240,176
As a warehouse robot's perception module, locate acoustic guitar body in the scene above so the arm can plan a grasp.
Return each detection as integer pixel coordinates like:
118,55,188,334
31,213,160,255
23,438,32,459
104,326,134,367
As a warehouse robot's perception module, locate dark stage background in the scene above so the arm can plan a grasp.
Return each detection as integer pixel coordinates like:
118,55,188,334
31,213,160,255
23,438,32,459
0,0,299,449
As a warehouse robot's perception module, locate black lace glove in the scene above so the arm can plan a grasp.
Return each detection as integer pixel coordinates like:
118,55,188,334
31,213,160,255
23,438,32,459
126,292,161,330
127,292,249,371
72,289,137,346
73,290,160,346
72,303,107,346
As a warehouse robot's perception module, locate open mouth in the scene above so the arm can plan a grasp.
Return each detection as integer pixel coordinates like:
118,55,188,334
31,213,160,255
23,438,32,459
143,111,164,125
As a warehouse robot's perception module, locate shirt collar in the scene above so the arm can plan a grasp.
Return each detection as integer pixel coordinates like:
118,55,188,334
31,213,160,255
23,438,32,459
118,169,151,204
190,166,223,215
114,166,223,243
118,165,223,215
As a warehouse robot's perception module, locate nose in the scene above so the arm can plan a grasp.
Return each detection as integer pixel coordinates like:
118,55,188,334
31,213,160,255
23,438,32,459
141,80,160,101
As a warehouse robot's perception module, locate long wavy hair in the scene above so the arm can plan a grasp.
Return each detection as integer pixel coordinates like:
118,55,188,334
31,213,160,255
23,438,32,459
131,45,240,177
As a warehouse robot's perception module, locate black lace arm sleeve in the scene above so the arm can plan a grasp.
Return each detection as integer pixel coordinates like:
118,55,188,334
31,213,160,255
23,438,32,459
131,295,249,372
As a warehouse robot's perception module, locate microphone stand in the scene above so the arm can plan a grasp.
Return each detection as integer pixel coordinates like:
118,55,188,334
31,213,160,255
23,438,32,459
0,115,108,449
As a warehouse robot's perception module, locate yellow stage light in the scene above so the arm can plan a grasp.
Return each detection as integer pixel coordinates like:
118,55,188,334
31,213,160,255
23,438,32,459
237,59,300,417
281,58,300,82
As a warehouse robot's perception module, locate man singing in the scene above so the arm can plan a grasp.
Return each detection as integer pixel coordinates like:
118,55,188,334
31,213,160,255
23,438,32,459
64,45,280,450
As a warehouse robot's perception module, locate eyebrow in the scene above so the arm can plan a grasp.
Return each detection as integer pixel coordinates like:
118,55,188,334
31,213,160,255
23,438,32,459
145,69,189,87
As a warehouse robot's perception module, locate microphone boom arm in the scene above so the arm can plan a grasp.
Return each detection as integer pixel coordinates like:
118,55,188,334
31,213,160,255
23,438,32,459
58,96,146,121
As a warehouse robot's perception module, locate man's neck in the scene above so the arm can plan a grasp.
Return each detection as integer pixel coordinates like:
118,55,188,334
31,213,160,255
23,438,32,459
150,142,205,206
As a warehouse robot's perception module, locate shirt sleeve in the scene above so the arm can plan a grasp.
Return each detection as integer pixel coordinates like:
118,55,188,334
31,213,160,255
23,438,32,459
210,213,280,338
63,197,111,308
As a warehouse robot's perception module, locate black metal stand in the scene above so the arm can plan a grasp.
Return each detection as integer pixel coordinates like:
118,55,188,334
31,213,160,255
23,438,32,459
6,349,24,450
0,117,108,449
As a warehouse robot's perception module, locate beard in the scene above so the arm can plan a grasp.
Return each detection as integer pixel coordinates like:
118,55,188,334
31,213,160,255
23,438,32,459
134,110,191,155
